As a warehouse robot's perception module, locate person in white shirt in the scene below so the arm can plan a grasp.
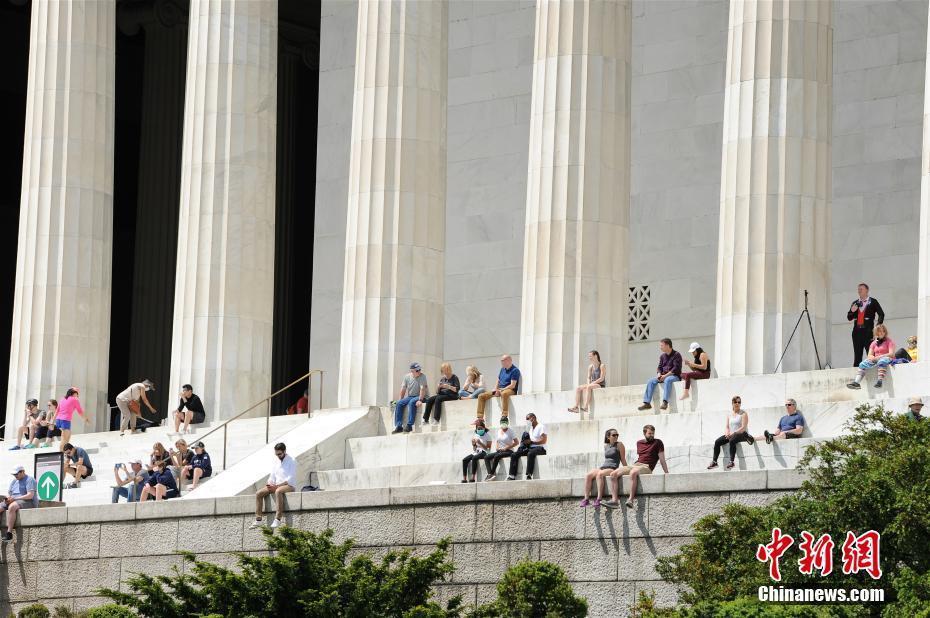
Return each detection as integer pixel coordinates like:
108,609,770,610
249,442,296,530
508,413,547,480
484,418,519,481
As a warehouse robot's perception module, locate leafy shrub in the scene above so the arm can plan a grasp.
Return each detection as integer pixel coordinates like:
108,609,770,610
470,560,587,617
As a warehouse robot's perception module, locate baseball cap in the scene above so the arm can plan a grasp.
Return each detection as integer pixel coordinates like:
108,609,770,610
193,441,205,448
128,458,143,465
688,342,701,353
499,417,509,425
409,362,422,371
908,397,924,407
10,465,24,475
25,399,38,406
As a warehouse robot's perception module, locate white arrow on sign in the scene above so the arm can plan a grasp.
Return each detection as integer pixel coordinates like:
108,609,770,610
41,476,56,491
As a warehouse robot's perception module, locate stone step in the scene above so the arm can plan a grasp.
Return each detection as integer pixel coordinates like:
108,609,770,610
381,364,925,434
320,437,818,491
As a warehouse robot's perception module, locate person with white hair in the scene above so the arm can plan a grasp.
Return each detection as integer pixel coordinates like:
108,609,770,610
679,342,711,401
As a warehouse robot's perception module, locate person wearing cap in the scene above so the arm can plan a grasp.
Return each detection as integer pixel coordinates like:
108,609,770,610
754,399,805,444
181,442,213,490
568,350,606,414
484,417,518,481
507,413,547,481
63,443,94,488
139,459,180,502
392,363,429,434
679,342,711,401
0,466,37,542
56,387,89,452
175,384,207,434
11,398,41,450
116,379,157,436
475,355,521,422
111,459,148,503
905,397,925,421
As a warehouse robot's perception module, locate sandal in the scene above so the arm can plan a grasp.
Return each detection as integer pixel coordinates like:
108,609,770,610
567,407,580,413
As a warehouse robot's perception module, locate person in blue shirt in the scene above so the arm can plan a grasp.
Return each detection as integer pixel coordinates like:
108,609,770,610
476,355,521,423
181,442,213,490
0,465,38,542
754,399,805,444
63,443,93,489
139,460,179,501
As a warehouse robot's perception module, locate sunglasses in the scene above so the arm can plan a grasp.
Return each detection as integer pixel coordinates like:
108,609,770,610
609,433,619,437
785,403,795,407
732,399,741,404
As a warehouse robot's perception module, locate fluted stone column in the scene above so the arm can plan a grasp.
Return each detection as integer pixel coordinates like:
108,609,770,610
6,0,115,433
519,0,632,393
337,0,447,407
169,0,277,422
714,0,832,377
917,5,930,354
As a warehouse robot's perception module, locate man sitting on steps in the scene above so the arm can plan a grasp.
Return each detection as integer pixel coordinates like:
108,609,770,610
250,442,296,530
0,466,37,542
754,399,805,444
638,338,682,412
476,355,521,423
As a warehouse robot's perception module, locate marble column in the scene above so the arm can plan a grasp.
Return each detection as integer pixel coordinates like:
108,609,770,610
5,0,116,434
714,0,832,377
169,0,277,422
119,0,188,420
519,0,632,393
917,5,930,354
337,0,447,407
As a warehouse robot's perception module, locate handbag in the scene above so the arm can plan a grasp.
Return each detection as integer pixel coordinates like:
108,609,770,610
128,400,141,416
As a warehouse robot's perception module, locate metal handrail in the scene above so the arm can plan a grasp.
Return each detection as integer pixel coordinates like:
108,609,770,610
194,369,325,470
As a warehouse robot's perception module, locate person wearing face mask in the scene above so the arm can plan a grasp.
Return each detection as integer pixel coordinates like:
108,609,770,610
605,424,667,509
507,413,547,481
461,420,492,483
847,324,895,389
484,418,518,481
579,429,626,507
249,443,296,530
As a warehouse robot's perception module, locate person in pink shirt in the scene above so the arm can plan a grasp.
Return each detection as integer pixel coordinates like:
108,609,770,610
55,387,90,451
847,324,896,390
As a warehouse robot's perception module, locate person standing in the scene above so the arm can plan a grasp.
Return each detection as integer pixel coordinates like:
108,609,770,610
0,466,38,542
116,379,157,436
249,442,297,530
56,388,89,451
847,283,884,367
423,363,460,425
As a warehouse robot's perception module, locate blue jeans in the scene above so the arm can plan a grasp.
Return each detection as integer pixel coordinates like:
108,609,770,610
643,375,680,404
394,396,419,428
111,482,145,503
458,387,486,399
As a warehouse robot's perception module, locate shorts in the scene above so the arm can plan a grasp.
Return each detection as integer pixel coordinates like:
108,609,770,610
163,488,179,499
184,468,212,480
55,419,71,431
783,432,801,439
0,499,34,510
75,466,93,479
35,425,49,439
599,465,619,471
615,463,653,475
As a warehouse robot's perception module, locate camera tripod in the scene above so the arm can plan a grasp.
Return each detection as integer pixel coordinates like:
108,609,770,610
774,289,822,373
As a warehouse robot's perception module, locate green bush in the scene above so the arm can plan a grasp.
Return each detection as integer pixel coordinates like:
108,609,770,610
470,560,587,617
16,605,49,618
81,606,136,618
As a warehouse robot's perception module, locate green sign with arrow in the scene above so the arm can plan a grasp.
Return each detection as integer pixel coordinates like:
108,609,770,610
38,471,59,501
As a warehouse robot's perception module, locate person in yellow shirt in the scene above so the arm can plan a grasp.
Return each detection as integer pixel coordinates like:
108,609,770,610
894,335,917,363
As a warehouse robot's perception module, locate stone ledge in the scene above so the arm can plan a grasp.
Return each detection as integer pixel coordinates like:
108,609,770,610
12,471,805,527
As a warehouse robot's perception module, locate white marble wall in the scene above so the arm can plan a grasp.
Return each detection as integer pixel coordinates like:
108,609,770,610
831,0,927,367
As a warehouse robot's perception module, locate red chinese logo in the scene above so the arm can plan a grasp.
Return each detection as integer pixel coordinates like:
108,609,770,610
798,532,834,576
756,527,794,581
841,530,883,580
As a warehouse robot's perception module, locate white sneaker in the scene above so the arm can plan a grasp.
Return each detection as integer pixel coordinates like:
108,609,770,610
248,520,262,530
270,518,281,529
430,419,440,426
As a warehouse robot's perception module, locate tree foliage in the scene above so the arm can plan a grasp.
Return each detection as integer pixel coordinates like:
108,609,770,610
469,559,587,618
653,404,930,616
97,527,463,618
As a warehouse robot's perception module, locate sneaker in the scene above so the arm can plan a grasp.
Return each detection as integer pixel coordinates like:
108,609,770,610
660,400,668,410
602,500,620,509
637,403,652,411
270,519,281,529
764,430,773,445
874,380,883,388
485,475,496,482
403,425,413,433
23,444,36,449
846,382,860,390
8,446,20,451
1,532,11,542
461,479,468,483
578,499,590,507
421,417,430,424
592,499,601,508
66,482,79,489
746,434,755,445
430,419,440,426
706,462,718,469
725,461,735,470
625,499,635,509
525,475,532,481
506,475,516,481
40,443,51,448
248,520,263,530
391,426,403,434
